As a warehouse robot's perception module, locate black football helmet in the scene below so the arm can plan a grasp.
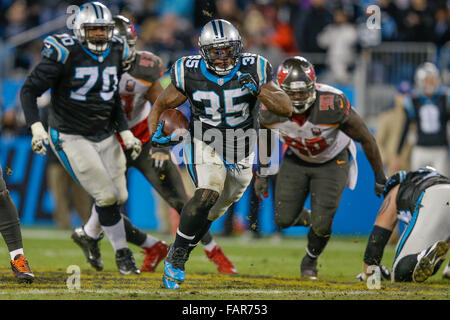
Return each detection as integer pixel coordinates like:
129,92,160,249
113,15,137,71
276,56,316,114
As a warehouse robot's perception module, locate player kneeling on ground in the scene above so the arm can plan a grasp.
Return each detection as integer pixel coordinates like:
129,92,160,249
359,167,450,283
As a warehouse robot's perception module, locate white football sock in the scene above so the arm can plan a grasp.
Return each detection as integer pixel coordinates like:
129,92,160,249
10,248,24,260
203,239,217,252
101,217,128,252
83,205,103,239
141,235,159,248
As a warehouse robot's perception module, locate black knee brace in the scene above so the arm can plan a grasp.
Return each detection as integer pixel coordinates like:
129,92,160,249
182,189,219,219
96,204,121,226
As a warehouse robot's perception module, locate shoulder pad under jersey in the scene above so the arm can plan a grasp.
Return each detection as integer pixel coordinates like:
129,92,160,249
41,33,75,64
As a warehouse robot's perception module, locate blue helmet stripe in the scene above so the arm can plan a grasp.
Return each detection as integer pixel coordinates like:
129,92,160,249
211,20,218,36
218,20,224,37
92,3,100,19
98,4,104,19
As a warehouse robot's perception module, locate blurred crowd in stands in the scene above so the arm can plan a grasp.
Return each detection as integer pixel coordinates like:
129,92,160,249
1,0,448,79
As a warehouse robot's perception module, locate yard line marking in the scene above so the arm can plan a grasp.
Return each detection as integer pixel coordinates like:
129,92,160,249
0,288,447,297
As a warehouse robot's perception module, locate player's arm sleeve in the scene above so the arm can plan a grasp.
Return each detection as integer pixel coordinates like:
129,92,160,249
170,57,186,95
20,58,63,126
112,90,129,132
256,56,273,86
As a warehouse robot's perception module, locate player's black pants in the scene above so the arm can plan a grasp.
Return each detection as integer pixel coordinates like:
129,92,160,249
124,141,214,245
0,164,23,252
125,141,188,214
274,149,350,240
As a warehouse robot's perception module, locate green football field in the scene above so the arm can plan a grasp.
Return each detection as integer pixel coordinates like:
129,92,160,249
0,228,448,300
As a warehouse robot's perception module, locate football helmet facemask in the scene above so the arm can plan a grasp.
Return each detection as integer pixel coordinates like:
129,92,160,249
113,15,137,71
277,56,317,114
73,2,115,55
198,19,242,76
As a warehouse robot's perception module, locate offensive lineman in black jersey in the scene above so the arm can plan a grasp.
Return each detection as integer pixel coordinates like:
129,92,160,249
359,167,450,283
20,2,143,275
148,19,293,289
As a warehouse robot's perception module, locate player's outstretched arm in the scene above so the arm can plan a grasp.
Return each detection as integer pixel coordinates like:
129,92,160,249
258,81,293,118
145,79,164,105
340,107,387,196
148,83,187,135
360,185,399,278
20,59,63,155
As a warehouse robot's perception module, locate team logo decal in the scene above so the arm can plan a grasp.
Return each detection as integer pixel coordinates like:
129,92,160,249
125,79,136,92
311,127,322,136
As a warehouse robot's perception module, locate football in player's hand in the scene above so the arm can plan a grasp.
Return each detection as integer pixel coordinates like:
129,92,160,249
158,109,189,140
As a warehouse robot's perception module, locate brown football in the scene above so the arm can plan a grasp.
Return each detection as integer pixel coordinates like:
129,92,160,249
158,109,189,140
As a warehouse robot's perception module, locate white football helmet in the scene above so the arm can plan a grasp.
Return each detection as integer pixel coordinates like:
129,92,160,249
73,2,115,54
198,19,242,76
414,62,441,97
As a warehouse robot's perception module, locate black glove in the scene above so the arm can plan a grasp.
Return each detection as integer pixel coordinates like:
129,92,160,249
374,172,387,198
254,174,269,201
238,72,260,96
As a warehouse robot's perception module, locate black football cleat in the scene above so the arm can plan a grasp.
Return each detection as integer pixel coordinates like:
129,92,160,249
115,248,141,275
71,227,104,271
413,241,448,283
300,254,318,280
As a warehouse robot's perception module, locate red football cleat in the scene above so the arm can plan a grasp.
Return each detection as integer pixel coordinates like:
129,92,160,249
140,241,169,272
204,245,237,274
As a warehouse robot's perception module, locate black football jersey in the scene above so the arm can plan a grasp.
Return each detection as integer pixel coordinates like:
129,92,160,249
170,53,273,162
397,167,450,215
21,33,130,141
398,89,449,152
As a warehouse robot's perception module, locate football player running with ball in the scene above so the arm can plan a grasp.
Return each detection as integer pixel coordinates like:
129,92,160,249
73,15,237,275
148,19,293,289
257,56,387,280
20,2,143,275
